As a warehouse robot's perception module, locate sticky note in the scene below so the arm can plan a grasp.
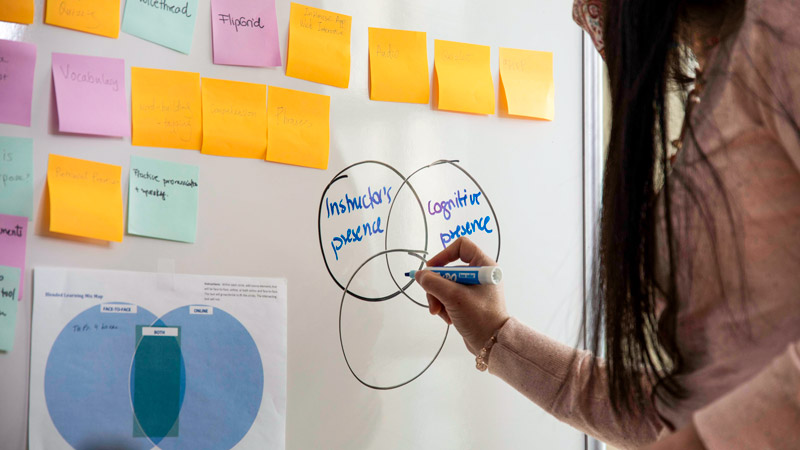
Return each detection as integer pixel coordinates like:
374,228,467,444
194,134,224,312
0,137,34,220
368,28,429,104
52,53,129,137
128,156,199,243
0,0,34,25
499,48,554,120
131,67,201,150
47,154,123,242
266,86,330,170
0,265,21,351
286,3,351,88
121,0,199,54
201,77,267,159
0,39,36,127
434,40,494,115
211,0,281,67
0,214,26,298
45,0,121,38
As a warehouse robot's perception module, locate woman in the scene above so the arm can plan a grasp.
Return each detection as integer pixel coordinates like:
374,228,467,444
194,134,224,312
416,0,800,448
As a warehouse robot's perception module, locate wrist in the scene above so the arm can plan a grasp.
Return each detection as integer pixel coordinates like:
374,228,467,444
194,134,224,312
474,316,510,371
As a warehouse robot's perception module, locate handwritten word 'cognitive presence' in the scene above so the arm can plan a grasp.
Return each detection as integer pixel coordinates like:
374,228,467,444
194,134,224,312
428,189,483,220
57,64,119,92
137,0,192,17
325,186,392,218
217,13,264,32
440,216,493,248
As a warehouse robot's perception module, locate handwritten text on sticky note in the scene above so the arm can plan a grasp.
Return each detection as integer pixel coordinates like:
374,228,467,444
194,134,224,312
128,156,199,243
266,86,330,170
0,137,34,220
211,0,281,67
286,3,351,88
45,0,121,38
434,40,494,115
47,154,123,242
122,0,199,54
52,53,130,137
368,28,429,104
131,67,201,150
201,77,267,159
499,48,554,120
0,39,36,127
0,265,21,351
0,214,26,299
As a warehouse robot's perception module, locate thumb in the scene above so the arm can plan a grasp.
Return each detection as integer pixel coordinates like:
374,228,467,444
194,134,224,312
415,270,462,306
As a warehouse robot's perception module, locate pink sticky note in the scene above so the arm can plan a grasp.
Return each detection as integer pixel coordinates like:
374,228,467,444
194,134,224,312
0,39,36,127
211,0,281,67
51,53,130,137
0,214,27,300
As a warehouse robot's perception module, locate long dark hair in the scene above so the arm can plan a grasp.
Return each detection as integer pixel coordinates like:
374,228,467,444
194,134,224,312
592,0,746,422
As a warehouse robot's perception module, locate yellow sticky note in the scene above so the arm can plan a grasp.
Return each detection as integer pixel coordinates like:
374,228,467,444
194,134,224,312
286,3,351,88
45,0,120,38
201,77,267,159
266,86,330,170
499,48,554,120
368,28,429,104
47,154,123,242
434,39,494,115
0,0,34,24
131,67,202,150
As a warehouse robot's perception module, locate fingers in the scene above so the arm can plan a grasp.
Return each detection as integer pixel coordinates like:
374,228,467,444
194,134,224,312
426,237,496,268
427,294,443,316
415,270,463,306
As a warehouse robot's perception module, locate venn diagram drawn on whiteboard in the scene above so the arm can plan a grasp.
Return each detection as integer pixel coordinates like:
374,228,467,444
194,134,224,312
44,303,263,450
318,160,501,389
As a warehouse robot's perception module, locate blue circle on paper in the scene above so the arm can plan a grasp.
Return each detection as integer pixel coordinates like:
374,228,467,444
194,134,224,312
44,303,158,450
152,306,263,450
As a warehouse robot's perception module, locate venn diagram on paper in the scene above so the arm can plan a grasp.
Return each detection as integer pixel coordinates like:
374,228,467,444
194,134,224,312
44,303,263,450
317,160,501,389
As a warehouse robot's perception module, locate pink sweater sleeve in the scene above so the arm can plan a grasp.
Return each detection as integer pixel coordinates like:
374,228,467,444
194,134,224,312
694,341,800,449
487,318,662,449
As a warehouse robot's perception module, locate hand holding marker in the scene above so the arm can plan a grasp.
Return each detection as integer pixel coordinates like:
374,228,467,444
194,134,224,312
405,266,503,285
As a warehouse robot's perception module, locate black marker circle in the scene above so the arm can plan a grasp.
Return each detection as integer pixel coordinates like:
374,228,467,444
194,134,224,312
339,249,449,390
318,161,429,302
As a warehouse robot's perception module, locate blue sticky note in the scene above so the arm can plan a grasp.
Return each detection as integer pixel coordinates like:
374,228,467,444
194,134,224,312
0,265,21,351
121,0,200,54
128,156,199,243
0,137,34,220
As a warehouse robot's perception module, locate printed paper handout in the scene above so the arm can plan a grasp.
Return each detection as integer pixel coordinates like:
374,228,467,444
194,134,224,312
29,267,287,450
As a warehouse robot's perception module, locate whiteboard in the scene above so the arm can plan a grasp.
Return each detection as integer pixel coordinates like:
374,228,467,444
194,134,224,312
0,0,590,448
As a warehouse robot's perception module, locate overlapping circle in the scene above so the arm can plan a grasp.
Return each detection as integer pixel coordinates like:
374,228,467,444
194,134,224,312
318,160,501,389
44,303,263,450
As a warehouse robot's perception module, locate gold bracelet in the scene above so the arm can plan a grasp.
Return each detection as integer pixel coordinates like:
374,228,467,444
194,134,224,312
475,332,499,372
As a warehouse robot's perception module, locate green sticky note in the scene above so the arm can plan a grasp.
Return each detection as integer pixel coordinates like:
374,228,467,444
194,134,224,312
0,265,21,352
121,0,200,54
0,137,34,220
128,156,199,243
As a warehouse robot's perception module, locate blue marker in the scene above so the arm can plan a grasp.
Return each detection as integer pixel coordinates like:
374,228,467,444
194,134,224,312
405,266,503,285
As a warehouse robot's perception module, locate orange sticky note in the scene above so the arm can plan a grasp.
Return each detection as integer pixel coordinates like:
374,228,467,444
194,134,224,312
499,48,554,120
201,77,267,159
45,0,120,38
47,154,123,242
368,28,429,104
0,0,34,24
434,39,494,115
131,67,202,150
266,86,330,170
286,3,351,88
